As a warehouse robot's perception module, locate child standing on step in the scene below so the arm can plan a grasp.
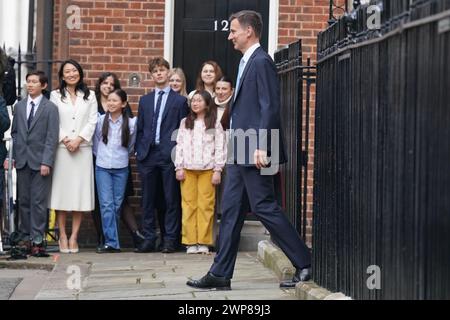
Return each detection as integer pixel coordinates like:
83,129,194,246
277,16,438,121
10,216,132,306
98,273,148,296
93,89,137,253
175,90,226,254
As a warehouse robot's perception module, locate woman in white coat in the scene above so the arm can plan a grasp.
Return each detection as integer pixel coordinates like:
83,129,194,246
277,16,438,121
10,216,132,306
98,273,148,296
50,59,98,253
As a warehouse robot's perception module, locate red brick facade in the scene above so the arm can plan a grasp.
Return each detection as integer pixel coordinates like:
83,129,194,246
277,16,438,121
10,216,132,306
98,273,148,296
51,0,341,247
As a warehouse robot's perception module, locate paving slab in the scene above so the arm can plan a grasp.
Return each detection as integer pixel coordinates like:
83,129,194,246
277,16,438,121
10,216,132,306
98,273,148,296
25,250,297,300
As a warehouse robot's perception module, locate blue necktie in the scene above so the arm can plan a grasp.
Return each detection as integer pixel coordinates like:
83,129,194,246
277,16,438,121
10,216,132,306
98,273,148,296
235,58,245,95
231,58,245,130
28,101,35,129
151,91,165,145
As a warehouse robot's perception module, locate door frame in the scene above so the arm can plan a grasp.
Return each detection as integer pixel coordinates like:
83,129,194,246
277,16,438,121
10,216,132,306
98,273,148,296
164,0,279,65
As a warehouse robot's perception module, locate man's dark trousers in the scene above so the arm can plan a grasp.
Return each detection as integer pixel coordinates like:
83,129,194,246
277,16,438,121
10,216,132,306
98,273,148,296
138,145,181,247
210,164,311,279
17,165,51,240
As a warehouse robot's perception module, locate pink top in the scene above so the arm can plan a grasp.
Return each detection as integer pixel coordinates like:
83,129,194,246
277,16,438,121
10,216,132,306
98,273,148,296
175,118,227,172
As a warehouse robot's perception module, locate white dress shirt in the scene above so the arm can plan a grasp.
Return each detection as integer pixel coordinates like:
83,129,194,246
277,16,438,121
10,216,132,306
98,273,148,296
93,113,137,169
154,86,171,144
26,94,43,119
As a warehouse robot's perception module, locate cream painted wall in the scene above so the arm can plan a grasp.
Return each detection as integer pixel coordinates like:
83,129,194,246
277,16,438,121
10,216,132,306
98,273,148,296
0,0,31,55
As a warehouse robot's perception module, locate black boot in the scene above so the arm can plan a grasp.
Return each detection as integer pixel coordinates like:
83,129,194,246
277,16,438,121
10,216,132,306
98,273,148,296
97,234,105,251
131,230,145,250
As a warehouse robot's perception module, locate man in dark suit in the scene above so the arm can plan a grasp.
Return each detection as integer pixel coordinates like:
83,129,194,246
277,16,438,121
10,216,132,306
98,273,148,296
136,57,189,253
5,71,59,256
187,10,311,290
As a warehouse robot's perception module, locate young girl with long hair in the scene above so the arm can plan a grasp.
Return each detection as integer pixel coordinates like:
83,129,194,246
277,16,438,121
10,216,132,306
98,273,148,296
93,89,137,253
93,72,145,250
175,90,226,254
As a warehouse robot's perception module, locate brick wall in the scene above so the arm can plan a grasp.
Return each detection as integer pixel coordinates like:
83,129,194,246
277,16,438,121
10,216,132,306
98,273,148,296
52,0,166,247
52,0,344,248
54,0,165,104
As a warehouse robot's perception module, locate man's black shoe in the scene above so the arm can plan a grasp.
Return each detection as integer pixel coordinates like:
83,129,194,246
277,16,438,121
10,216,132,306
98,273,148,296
96,245,121,253
96,240,105,252
135,240,156,253
280,267,311,288
186,272,231,290
161,245,176,253
160,241,177,253
131,230,145,249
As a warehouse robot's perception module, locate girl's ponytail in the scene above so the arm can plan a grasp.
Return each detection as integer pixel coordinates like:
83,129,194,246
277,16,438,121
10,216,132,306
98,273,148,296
102,111,110,145
121,106,130,148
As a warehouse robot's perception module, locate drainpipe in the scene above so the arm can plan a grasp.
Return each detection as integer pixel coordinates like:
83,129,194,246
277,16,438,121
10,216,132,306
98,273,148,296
36,0,54,88
26,0,35,71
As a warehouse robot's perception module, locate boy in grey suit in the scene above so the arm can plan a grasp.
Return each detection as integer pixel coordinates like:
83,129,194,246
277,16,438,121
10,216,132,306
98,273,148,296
5,71,59,256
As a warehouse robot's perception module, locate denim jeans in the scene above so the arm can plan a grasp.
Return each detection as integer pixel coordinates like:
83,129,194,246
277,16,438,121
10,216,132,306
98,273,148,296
95,166,129,249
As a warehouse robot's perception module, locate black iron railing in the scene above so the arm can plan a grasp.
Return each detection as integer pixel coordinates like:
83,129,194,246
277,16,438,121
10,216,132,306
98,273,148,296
314,0,450,299
275,40,316,243
2,43,62,102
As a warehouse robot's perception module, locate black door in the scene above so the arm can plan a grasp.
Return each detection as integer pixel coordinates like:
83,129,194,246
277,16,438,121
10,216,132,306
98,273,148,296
173,0,270,92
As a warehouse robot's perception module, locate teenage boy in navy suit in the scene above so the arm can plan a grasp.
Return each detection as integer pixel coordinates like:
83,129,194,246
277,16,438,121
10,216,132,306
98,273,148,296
136,58,189,253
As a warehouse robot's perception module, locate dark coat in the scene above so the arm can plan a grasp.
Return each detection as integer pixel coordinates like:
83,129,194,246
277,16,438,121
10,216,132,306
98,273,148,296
0,96,11,164
229,47,287,166
136,89,189,163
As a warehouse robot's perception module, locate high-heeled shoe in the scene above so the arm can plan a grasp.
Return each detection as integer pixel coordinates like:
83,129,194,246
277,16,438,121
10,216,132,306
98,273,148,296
69,239,79,253
58,238,70,254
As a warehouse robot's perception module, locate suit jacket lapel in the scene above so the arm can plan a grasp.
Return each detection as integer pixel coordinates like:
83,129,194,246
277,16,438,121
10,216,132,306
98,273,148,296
28,97,47,131
234,47,261,101
161,90,175,123
19,100,28,130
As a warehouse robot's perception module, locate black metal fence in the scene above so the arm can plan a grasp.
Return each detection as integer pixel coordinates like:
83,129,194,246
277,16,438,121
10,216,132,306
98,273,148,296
314,0,450,299
275,40,316,242
2,43,61,103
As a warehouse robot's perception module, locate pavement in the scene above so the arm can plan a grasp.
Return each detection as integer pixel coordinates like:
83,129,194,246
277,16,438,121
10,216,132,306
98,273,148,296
0,249,297,300
0,269,50,300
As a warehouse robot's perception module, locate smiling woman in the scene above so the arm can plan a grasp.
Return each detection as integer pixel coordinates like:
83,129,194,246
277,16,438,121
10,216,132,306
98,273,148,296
49,59,98,254
169,68,188,98
188,61,223,101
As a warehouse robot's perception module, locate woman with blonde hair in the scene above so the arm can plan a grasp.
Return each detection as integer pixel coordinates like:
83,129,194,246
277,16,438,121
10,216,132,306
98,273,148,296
169,68,188,98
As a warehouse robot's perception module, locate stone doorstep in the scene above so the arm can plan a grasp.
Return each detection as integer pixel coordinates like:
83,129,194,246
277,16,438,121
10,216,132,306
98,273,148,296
236,221,271,252
257,240,352,300
0,258,55,272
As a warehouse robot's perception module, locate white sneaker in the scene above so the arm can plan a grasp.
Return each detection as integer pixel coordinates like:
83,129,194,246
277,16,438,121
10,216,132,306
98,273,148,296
186,245,198,254
197,245,209,254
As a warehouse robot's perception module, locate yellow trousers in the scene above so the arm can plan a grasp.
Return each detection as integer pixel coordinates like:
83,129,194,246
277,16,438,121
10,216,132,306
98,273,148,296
180,169,215,246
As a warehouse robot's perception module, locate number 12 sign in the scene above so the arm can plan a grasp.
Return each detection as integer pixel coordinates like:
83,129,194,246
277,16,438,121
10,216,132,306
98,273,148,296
214,20,229,31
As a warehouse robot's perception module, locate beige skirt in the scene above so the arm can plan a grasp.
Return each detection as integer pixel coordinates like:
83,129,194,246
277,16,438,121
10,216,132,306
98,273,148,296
49,145,95,212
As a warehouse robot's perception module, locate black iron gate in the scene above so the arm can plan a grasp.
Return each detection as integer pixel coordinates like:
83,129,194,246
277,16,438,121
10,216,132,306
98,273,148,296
314,0,450,299
275,40,316,243
2,43,62,103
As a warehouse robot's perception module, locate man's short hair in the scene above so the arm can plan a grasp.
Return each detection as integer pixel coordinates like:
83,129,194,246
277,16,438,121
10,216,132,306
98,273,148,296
229,10,263,39
26,71,48,86
148,57,170,73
